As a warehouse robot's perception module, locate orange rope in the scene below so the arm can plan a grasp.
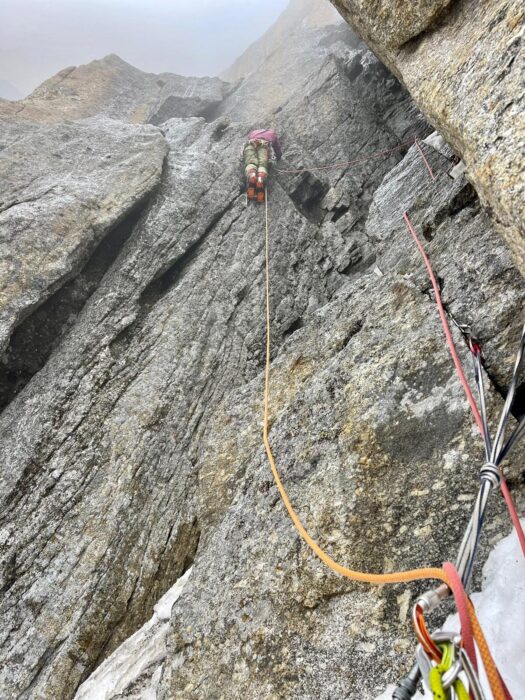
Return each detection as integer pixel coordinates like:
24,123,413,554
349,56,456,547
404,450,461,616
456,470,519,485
262,190,448,588
263,191,510,700
469,599,510,700
262,192,512,700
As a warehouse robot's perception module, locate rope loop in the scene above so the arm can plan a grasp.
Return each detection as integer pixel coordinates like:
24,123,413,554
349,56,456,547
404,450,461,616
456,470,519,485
480,462,501,488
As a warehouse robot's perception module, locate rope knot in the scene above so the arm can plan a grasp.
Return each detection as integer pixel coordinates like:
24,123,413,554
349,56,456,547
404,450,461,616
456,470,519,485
480,462,501,488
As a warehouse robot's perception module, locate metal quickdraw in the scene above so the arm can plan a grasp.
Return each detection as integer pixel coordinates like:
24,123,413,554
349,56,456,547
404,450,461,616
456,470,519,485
456,323,525,589
416,632,480,700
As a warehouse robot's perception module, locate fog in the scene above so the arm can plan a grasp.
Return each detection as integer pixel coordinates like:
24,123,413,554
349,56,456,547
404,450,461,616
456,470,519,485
0,0,289,98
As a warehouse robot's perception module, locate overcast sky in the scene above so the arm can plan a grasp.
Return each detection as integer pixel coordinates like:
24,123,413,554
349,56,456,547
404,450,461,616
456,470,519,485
0,0,289,97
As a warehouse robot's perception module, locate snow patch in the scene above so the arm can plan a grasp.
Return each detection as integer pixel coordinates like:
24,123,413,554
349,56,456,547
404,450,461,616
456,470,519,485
75,567,192,700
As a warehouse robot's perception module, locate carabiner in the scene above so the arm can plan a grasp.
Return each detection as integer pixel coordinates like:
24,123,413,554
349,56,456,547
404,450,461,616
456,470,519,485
458,647,487,700
442,658,462,689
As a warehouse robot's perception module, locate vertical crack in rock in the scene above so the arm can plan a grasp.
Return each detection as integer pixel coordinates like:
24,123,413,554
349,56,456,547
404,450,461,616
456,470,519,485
139,197,240,310
110,196,242,357
90,519,202,676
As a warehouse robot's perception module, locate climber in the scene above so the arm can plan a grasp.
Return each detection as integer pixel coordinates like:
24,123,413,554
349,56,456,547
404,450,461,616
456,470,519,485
243,128,282,203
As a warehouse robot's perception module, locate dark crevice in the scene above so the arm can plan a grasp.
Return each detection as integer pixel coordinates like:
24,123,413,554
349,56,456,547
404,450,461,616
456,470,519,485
0,197,151,415
330,203,350,223
180,521,201,574
338,250,375,278
422,222,434,242
235,284,249,304
197,100,224,124
111,198,239,356
337,319,364,351
210,119,230,141
481,363,525,422
283,317,304,339
446,182,477,217
496,35,520,82
286,173,330,224
148,97,223,125
347,55,363,81
421,279,525,421
139,198,237,309
512,383,525,420
86,518,201,688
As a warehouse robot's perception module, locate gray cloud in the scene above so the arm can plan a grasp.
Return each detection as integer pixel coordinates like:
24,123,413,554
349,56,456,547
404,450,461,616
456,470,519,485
0,0,288,97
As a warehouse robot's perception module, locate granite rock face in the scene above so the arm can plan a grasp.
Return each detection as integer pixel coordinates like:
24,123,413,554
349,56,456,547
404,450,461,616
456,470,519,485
331,0,454,48
158,139,525,700
0,2,524,700
0,54,227,125
329,0,525,276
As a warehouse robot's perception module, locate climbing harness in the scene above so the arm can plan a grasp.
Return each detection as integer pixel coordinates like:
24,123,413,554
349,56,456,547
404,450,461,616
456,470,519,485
260,137,524,698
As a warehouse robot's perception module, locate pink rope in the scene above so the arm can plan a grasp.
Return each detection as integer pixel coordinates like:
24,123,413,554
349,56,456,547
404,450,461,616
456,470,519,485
276,137,418,174
414,137,436,181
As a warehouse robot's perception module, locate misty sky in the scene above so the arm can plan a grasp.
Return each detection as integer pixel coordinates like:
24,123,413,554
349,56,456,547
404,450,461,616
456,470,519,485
0,0,289,97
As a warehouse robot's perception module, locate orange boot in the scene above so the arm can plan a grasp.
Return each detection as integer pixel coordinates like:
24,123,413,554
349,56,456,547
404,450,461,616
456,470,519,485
246,170,257,200
256,173,266,203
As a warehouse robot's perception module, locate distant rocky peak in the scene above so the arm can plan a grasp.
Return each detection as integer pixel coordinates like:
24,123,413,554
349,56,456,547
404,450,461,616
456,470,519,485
1,53,228,125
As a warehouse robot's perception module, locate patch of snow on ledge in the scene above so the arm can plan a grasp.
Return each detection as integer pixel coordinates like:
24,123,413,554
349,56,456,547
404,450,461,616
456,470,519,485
75,567,192,700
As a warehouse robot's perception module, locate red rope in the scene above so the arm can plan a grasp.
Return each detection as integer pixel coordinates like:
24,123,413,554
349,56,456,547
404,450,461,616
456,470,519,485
414,137,436,181
442,562,478,672
402,212,483,430
443,562,513,700
403,212,525,557
500,480,525,555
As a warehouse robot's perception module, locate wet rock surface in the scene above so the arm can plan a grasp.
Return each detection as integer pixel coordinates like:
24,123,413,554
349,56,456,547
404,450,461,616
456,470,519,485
158,142,525,700
0,2,523,699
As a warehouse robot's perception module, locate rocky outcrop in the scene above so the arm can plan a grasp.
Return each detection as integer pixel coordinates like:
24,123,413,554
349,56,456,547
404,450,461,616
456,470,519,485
0,54,227,124
0,2,523,699
329,0,525,276
0,118,166,360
